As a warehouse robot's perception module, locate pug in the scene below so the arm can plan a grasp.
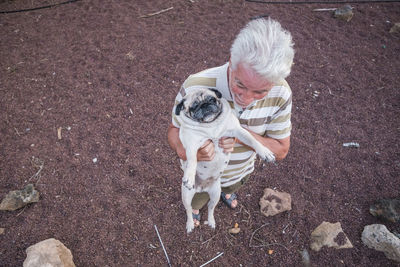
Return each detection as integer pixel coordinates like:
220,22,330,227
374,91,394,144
175,88,275,233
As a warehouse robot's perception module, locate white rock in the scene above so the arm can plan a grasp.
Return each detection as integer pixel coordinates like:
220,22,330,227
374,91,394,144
23,238,76,267
310,221,353,251
361,224,400,262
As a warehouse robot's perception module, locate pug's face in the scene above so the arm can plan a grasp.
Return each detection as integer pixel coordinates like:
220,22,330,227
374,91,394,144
175,88,223,123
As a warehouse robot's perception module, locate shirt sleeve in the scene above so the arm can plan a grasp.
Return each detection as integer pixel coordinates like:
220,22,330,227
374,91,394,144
264,86,292,139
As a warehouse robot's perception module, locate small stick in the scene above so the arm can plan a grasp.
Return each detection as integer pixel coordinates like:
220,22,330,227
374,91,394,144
282,223,290,234
154,225,171,267
140,7,173,18
312,8,337,11
199,252,224,267
249,223,269,247
28,162,44,182
16,206,27,217
201,233,218,245
252,239,290,251
14,127,21,136
57,127,62,140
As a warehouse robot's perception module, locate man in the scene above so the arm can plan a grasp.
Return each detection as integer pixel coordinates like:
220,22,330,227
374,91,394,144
167,18,294,226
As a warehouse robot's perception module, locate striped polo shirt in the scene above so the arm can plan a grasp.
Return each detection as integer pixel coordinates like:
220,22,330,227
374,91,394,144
172,63,292,187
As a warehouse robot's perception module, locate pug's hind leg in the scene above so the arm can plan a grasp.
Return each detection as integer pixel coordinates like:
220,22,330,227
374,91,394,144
182,148,198,189
205,182,221,229
182,185,196,233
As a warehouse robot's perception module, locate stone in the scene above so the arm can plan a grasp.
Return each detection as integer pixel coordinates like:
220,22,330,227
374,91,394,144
310,221,353,251
23,238,76,267
0,184,40,211
300,248,311,267
390,23,400,33
259,188,291,217
334,5,353,22
0,228,4,235
369,198,400,223
361,224,400,262
228,227,241,234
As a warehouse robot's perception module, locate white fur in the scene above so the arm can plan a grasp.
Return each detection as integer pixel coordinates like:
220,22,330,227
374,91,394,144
177,90,275,233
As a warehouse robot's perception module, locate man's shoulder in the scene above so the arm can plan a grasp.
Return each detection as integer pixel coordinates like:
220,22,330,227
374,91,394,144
182,63,228,90
271,79,292,97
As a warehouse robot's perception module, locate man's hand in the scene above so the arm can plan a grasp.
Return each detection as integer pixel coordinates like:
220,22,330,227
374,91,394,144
218,137,236,153
198,137,236,161
197,139,215,161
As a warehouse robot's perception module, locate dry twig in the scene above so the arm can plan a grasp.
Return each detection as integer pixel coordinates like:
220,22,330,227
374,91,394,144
139,7,173,18
201,233,219,246
199,252,224,267
29,157,44,184
249,223,289,251
313,8,337,11
14,127,21,136
154,225,171,267
16,206,27,217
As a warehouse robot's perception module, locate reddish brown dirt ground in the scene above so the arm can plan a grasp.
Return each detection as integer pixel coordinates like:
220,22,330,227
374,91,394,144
1,0,399,266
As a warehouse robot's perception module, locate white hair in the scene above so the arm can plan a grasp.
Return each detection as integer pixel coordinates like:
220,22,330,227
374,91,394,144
230,18,294,84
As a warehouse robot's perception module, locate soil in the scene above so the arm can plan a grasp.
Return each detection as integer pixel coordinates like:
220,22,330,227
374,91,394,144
0,0,399,266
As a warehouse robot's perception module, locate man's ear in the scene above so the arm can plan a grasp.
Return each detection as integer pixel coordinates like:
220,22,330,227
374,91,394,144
175,99,185,115
209,88,222,98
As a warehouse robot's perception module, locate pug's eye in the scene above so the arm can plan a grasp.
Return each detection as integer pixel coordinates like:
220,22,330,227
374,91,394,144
205,96,216,103
189,101,200,113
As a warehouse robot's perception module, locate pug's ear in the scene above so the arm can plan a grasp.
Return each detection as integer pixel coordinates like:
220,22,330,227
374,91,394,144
209,88,222,98
175,99,185,115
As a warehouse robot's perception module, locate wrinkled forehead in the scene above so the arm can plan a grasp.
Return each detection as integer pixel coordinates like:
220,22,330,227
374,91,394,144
184,88,211,102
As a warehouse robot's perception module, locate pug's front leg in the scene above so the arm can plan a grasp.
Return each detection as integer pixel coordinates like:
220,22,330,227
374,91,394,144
234,127,275,162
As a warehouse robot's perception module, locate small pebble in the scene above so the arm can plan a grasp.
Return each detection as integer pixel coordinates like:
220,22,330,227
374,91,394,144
300,249,311,267
343,142,360,148
229,227,241,234
93,158,98,163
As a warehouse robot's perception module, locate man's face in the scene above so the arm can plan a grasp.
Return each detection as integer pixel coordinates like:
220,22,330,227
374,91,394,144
228,62,273,108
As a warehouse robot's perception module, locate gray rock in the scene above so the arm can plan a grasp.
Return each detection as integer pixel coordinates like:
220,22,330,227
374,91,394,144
23,238,76,267
310,221,353,251
370,198,400,223
0,184,39,211
259,188,291,217
300,248,311,267
334,5,353,22
362,224,400,262
390,23,400,33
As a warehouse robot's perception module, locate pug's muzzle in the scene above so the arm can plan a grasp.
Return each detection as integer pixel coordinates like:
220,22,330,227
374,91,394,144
189,96,222,123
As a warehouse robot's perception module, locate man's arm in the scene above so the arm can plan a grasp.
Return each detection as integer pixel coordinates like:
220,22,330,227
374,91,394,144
168,123,290,161
236,129,290,161
167,124,216,161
